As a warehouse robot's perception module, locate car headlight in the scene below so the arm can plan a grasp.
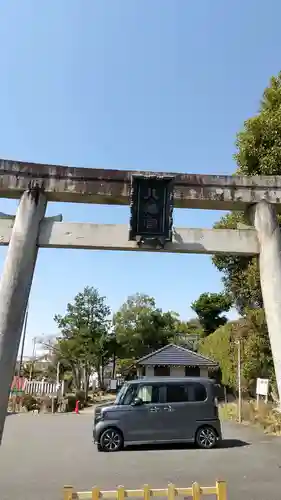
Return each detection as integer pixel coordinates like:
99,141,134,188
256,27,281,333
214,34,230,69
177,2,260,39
94,412,103,423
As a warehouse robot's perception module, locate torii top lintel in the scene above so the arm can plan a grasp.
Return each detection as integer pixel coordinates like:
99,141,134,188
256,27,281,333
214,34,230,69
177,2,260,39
1,158,281,211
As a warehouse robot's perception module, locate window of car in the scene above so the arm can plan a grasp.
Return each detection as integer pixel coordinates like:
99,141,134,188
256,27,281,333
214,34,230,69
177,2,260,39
189,382,207,402
136,384,160,404
165,382,207,403
114,383,129,405
122,383,137,405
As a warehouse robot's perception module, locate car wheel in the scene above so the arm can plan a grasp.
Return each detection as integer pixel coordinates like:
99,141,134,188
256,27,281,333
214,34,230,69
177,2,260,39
195,426,217,449
98,428,124,452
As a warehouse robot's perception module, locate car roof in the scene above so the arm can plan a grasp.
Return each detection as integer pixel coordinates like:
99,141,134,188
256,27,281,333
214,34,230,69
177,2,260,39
126,377,213,384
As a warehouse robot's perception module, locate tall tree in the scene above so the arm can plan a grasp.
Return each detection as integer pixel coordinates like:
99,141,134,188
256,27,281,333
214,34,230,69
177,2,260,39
171,318,203,349
54,286,111,393
113,293,177,359
199,309,275,396
191,292,232,337
173,318,203,335
213,72,281,313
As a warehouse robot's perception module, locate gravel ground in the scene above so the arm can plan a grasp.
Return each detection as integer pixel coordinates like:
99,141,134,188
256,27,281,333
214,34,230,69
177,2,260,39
0,413,281,500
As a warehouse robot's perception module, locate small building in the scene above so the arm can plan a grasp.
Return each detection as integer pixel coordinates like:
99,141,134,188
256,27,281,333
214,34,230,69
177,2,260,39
136,343,217,378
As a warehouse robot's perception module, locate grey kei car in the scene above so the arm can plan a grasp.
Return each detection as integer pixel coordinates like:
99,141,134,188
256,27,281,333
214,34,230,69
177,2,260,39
93,377,222,452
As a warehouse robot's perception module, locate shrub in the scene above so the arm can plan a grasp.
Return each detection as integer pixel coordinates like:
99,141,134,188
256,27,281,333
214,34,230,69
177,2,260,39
66,395,77,412
220,400,281,435
75,390,86,408
39,396,58,413
22,394,39,412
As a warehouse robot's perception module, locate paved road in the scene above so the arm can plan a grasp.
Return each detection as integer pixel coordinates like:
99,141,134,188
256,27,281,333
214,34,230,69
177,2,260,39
0,414,281,500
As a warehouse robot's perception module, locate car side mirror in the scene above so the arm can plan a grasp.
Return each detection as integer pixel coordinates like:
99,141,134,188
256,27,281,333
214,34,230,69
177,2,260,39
131,397,143,406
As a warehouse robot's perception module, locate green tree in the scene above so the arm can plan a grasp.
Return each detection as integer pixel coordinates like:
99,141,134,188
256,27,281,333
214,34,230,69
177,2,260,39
113,293,177,359
213,72,281,313
199,322,237,388
199,309,275,395
191,292,232,337
213,214,262,314
241,309,275,395
22,361,42,381
173,318,203,335
54,286,111,393
171,318,203,350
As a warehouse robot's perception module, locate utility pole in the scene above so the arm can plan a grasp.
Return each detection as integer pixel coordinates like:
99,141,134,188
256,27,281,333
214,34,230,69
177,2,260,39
29,336,37,381
56,360,60,387
237,339,242,423
52,360,61,414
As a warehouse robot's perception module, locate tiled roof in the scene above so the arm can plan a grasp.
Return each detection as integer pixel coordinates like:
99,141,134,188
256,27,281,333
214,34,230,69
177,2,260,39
136,343,217,367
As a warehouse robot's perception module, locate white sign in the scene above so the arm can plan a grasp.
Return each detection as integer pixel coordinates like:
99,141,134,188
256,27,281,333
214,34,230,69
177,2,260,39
256,378,269,396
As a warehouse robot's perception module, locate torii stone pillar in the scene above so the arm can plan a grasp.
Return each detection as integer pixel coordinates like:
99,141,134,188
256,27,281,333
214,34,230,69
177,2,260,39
250,200,281,404
0,187,46,444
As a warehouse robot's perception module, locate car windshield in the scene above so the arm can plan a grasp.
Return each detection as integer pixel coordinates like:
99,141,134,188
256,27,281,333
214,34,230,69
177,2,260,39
114,383,128,405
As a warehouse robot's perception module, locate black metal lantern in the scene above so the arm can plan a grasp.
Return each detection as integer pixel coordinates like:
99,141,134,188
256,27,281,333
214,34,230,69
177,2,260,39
129,174,174,245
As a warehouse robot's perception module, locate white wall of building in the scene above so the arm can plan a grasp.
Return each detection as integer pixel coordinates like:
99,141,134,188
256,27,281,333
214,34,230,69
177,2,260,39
140,366,209,377
170,366,185,377
145,366,154,377
200,367,208,377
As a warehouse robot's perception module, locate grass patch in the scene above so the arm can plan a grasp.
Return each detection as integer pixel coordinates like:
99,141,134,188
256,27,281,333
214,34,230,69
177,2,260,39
219,400,281,435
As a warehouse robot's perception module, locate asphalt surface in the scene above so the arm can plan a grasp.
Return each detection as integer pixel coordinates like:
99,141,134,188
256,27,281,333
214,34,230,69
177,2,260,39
0,413,281,500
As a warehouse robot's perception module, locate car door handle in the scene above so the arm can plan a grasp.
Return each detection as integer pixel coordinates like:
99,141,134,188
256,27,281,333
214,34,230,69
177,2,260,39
163,406,174,412
149,406,161,412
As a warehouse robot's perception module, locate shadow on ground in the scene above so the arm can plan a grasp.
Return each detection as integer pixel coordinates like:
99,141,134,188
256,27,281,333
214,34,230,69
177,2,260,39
124,438,249,452
220,438,249,448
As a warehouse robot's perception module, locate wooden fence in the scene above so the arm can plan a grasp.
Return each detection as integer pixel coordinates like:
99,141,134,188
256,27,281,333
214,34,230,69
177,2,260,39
24,380,57,396
10,378,65,397
63,480,227,500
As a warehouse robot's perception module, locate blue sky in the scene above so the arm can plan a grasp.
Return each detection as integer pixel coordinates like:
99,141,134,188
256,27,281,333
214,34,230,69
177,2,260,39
0,0,280,355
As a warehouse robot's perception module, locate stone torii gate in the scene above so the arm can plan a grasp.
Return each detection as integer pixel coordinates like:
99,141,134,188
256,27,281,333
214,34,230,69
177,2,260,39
0,158,281,441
